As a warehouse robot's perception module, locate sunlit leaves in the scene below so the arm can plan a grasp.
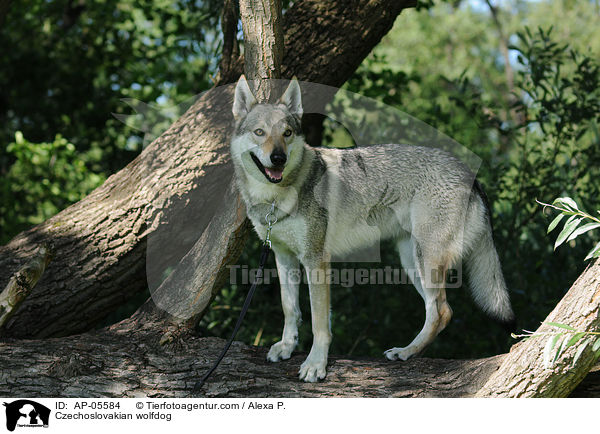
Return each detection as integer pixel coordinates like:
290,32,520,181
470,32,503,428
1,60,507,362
539,197,600,259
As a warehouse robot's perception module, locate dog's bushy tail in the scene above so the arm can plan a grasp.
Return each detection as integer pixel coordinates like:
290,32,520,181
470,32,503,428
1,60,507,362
466,225,515,325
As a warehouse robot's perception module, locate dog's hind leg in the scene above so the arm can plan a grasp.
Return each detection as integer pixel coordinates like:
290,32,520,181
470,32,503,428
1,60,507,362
385,238,453,361
267,249,301,362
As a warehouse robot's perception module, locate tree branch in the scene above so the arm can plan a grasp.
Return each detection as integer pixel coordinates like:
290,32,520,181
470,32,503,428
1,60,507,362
476,258,600,397
239,0,284,101
0,244,54,330
217,0,241,84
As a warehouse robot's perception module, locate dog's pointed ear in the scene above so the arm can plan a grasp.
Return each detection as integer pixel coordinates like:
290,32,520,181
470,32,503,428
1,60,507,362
280,77,303,118
233,75,257,121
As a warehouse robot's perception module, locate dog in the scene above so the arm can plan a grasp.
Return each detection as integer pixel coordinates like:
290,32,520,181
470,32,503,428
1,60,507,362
230,75,514,382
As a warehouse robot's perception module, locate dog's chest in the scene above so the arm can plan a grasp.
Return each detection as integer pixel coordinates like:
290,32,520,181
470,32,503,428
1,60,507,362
249,212,308,257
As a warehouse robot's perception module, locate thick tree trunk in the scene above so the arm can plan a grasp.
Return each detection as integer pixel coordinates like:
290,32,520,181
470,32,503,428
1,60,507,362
476,258,600,397
142,0,286,333
0,0,416,339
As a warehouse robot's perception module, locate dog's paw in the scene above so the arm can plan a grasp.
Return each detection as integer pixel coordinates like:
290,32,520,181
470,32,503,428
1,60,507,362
298,355,327,382
384,346,418,361
267,341,295,362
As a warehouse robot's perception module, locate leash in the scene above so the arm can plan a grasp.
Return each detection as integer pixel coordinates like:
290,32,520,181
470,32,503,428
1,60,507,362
193,202,277,392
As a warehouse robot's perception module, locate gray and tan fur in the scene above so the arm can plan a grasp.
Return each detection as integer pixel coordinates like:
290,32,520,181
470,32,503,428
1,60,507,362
230,76,514,382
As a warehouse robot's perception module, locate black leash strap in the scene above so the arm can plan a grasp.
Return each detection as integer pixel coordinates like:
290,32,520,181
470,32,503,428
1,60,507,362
193,245,270,391
193,201,277,392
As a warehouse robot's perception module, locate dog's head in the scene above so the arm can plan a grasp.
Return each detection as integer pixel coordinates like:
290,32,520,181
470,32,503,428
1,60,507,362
231,76,304,184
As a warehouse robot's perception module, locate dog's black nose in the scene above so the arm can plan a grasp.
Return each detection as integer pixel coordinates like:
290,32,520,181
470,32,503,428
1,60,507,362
270,150,287,166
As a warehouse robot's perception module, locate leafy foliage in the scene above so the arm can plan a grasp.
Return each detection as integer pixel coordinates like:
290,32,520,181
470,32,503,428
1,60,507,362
512,323,600,369
0,0,220,242
540,197,600,260
507,196,600,371
0,132,104,242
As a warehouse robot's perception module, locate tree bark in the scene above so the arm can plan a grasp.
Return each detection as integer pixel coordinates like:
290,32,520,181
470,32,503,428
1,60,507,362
217,0,243,86
239,0,284,101
476,258,600,397
0,244,53,328
0,319,505,397
2,259,599,397
1,322,598,397
0,0,416,339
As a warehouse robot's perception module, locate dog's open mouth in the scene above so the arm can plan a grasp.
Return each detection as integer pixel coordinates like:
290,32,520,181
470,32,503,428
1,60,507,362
250,152,284,184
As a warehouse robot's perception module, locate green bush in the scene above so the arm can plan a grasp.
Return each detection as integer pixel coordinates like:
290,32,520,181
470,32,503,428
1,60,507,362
0,132,105,243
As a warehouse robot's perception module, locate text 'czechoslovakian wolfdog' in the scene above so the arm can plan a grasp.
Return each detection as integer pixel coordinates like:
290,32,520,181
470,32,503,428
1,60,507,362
230,76,514,382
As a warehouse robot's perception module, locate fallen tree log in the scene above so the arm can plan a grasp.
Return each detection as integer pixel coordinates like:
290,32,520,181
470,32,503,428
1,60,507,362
0,321,598,398
0,316,503,398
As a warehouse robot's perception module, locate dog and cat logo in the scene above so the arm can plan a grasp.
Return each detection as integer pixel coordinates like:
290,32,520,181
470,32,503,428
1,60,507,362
2,400,50,431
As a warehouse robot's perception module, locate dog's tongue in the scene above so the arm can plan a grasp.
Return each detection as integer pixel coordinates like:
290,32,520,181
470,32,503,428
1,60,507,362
265,167,283,180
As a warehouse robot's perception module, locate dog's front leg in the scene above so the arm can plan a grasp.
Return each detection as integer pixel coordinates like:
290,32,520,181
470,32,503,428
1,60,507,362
299,260,331,382
267,249,301,362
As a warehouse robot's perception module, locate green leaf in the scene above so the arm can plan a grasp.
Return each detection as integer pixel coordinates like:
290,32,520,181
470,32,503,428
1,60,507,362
566,222,600,242
565,332,586,349
546,322,577,331
585,242,600,261
555,334,574,363
547,214,564,233
553,197,579,211
554,217,583,250
572,339,590,367
543,333,563,367
592,338,600,352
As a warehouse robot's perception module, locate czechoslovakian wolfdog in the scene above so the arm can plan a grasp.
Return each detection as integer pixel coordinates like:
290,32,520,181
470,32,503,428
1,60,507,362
230,76,514,382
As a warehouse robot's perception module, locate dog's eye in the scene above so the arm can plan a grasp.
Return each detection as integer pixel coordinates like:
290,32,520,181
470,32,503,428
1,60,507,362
283,129,292,137
254,128,265,136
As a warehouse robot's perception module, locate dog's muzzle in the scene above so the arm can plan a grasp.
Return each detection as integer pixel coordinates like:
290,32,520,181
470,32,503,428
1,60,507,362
251,152,284,183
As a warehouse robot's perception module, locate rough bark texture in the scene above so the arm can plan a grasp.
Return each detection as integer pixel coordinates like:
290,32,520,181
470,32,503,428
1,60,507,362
2,322,599,397
0,317,504,398
0,0,416,339
0,244,53,329
143,0,285,332
476,258,600,397
239,0,284,101
218,0,241,85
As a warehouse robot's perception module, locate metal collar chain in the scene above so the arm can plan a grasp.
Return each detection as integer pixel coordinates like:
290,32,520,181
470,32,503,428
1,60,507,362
264,200,277,247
